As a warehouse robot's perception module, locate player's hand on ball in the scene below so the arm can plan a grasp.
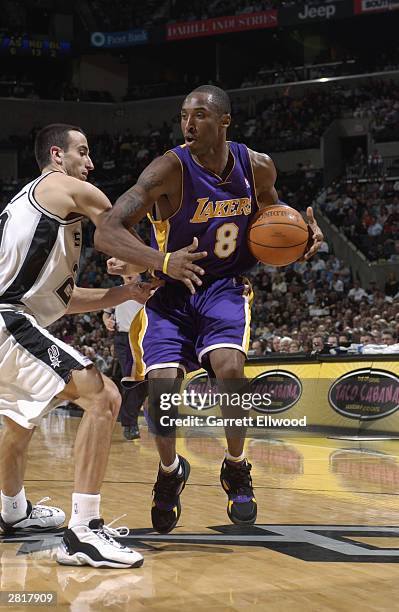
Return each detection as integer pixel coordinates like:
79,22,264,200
128,279,163,304
167,237,207,294
303,207,323,260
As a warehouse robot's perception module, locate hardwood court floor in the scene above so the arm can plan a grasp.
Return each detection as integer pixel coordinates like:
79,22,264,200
2,412,399,611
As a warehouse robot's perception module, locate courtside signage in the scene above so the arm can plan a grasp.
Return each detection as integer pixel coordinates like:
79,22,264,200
184,373,218,411
328,369,399,420
249,370,302,414
166,10,277,41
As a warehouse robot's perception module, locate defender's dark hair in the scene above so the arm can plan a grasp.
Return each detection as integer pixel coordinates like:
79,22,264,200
34,123,85,170
189,85,231,115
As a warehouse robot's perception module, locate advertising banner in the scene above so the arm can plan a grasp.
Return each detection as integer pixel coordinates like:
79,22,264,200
90,29,148,48
176,359,399,435
166,10,277,42
279,0,353,26
353,0,399,14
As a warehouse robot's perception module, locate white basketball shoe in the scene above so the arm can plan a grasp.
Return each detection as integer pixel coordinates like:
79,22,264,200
0,497,65,534
56,518,144,569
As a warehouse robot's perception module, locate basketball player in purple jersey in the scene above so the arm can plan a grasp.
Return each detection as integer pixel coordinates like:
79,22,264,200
95,85,323,532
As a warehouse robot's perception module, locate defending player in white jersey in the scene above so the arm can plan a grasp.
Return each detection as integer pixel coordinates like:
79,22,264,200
0,123,159,568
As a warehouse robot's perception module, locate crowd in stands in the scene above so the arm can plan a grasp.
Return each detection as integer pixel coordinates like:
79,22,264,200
117,54,399,102
240,48,399,90
319,175,399,262
0,74,114,103
248,251,399,356
240,59,359,89
352,79,399,143
2,79,398,194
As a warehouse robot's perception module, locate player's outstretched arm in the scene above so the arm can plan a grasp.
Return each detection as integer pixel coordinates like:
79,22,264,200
94,154,207,293
65,279,161,315
91,156,172,271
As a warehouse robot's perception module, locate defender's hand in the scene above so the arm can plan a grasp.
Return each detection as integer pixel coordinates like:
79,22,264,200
107,257,146,276
107,257,129,276
166,237,207,294
127,279,163,304
304,207,323,260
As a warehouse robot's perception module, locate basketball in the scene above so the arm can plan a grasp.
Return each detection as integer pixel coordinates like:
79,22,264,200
248,204,309,267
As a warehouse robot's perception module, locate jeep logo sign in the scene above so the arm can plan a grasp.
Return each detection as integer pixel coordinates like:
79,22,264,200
328,369,399,420
279,1,352,26
299,4,336,19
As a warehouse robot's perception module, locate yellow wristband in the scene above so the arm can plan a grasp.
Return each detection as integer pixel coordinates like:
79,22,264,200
162,252,171,275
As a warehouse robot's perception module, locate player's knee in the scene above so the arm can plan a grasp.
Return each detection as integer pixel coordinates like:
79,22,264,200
75,369,121,422
210,350,245,380
99,378,121,422
214,361,244,379
2,417,34,449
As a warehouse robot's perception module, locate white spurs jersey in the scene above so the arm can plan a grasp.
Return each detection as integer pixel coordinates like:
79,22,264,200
0,172,83,327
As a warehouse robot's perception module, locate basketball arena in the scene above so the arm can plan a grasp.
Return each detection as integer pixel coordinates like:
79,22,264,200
1,1,399,610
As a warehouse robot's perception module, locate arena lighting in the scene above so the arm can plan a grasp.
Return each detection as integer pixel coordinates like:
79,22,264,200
318,77,330,82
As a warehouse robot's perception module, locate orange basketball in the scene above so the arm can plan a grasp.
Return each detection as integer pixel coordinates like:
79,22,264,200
248,204,309,267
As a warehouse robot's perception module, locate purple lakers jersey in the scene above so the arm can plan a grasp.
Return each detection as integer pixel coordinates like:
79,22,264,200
149,141,259,279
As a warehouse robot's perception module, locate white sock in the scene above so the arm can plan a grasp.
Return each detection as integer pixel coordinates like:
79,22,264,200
161,455,182,476
225,450,246,463
1,487,28,523
68,493,101,528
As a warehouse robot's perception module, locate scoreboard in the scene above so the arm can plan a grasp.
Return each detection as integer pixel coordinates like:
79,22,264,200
0,36,71,57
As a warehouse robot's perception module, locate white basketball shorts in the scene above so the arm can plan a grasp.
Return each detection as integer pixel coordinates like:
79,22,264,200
0,309,91,429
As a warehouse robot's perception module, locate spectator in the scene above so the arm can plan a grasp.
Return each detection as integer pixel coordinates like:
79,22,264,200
338,333,351,346
348,280,368,303
289,340,300,353
381,329,396,345
327,335,339,347
251,338,266,356
271,336,281,353
359,333,373,344
385,272,399,297
311,335,325,353
280,337,292,353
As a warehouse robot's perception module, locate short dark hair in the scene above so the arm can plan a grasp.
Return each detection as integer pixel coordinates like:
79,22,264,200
189,85,231,115
382,329,395,338
34,123,85,170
